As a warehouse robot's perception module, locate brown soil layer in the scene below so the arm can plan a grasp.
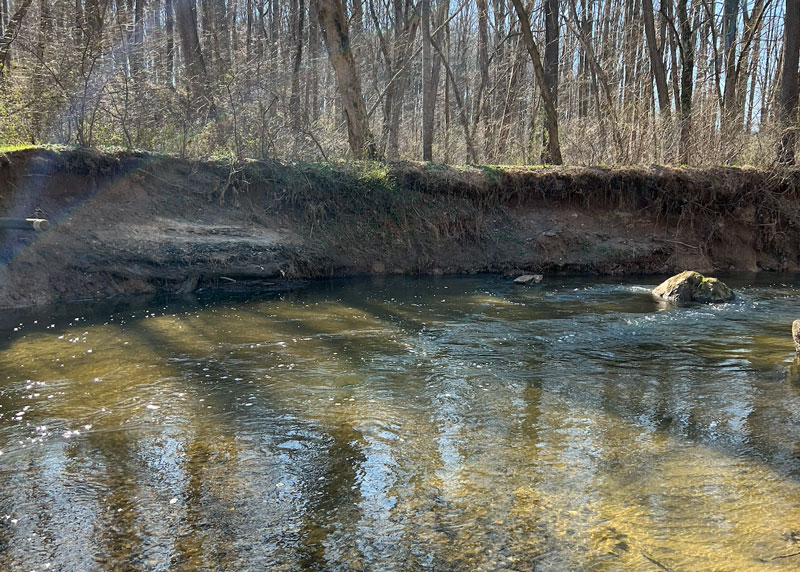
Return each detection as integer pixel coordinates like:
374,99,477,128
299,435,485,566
0,148,799,309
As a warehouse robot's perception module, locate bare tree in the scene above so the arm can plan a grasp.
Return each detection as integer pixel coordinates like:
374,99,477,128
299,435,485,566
543,0,559,157
643,0,670,116
511,0,562,164
0,0,34,74
422,0,434,161
316,0,378,159
175,0,215,116
0,0,792,166
676,0,696,164
778,0,799,163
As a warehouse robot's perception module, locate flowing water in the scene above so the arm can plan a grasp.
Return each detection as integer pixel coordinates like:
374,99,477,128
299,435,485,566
1,274,800,571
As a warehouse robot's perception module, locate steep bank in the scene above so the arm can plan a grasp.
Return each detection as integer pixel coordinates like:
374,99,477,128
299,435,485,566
0,147,798,309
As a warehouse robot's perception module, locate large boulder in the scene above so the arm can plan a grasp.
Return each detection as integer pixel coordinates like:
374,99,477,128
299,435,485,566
652,270,735,303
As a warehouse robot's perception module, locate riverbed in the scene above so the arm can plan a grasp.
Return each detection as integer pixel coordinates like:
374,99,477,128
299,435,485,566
1,274,799,571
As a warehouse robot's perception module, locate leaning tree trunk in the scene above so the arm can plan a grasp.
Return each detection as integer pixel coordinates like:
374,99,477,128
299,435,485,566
316,0,378,159
642,0,670,116
777,0,800,164
510,0,562,165
0,0,34,75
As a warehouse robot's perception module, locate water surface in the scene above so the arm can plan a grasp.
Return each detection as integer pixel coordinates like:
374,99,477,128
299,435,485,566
2,274,800,571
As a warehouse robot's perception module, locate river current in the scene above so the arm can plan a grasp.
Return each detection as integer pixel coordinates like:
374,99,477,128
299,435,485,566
1,274,799,571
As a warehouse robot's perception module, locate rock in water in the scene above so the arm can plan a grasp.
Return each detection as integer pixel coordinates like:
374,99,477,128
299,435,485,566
652,270,735,303
793,320,800,354
514,274,543,285
788,355,800,385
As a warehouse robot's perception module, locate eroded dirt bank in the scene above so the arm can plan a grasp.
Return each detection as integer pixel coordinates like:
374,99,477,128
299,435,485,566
0,147,798,309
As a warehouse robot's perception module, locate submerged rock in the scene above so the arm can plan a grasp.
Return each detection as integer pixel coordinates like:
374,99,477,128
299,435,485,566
513,274,543,285
652,270,735,303
788,356,800,385
793,320,800,354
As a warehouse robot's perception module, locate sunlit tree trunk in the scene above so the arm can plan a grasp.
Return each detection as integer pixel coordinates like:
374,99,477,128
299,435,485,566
510,0,562,164
642,0,670,116
721,0,738,142
543,0,559,157
677,0,695,164
0,0,34,73
778,0,799,164
316,0,378,159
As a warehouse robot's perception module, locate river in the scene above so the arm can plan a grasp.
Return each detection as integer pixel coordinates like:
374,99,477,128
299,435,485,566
1,274,799,571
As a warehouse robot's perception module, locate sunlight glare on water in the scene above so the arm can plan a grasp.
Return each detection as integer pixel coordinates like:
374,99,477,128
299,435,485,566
1,274,800,571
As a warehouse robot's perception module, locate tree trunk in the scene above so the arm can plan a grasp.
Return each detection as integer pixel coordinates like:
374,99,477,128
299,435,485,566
642,0,670,115
130,0,145,78
476,0,490,158
73,0,85,48
85,0,107,44
425,0,447,159
736,2,765,130
720,0,738,152
308,0,321,121
214,0,231,69
510,0,562,164
290,0,305,148
567,0,623,160
498,33,525,157
422,0,434,160
386,1,419,158
778,0,800,164
0,0,34,74
165,0,175,85
316,0,378,159
245,0,252,58
429,32,479,163
32,0,51,141
543,0,559,155
174,0,215,116
677,0,695,164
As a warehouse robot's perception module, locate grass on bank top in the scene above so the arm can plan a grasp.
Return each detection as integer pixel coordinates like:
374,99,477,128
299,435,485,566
0,143,43,153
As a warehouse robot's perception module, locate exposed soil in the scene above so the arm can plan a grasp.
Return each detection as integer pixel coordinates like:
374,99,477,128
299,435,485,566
0,147,799,309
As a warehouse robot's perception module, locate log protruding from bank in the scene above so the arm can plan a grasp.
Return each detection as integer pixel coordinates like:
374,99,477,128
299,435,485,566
0,218,50,231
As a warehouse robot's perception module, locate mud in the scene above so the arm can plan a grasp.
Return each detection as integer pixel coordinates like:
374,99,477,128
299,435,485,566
0,148,798,309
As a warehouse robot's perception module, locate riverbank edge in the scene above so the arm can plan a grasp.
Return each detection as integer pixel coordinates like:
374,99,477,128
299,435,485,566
0,147,798,309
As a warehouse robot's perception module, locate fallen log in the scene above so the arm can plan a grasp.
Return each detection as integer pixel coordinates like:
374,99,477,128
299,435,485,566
0,218,50,231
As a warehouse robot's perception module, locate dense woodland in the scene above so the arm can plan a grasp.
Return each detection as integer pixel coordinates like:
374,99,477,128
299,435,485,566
0,0,797,166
